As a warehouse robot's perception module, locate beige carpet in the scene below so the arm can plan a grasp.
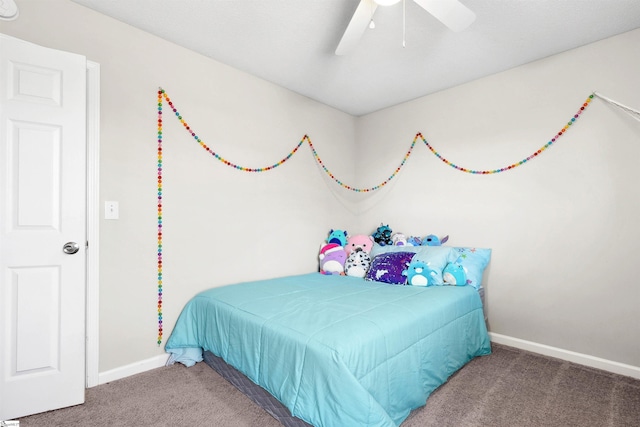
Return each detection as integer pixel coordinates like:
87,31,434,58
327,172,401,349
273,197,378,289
18,344,640,427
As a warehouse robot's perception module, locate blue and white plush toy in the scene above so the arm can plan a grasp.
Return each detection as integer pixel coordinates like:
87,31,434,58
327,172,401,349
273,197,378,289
402,260,437,287
421,234,449,246
443,262,468,286
407,236,423,246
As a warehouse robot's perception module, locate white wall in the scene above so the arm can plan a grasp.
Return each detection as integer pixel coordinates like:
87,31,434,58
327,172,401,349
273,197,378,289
2,0,638,376
356,29,640,367
0,0,358,372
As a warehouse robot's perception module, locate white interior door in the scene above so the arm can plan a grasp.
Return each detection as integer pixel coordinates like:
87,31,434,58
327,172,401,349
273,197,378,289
0,34,87,420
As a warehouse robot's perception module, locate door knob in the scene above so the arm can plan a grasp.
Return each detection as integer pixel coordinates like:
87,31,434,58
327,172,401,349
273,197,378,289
62,242,80,254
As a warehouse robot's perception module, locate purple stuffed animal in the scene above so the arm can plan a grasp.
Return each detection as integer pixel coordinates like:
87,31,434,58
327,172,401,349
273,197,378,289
319,243,347,275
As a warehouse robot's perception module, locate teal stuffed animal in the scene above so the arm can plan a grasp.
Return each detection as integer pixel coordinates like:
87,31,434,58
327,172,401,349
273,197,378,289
443,262,467,286
327,229,348,247
402,260,437,287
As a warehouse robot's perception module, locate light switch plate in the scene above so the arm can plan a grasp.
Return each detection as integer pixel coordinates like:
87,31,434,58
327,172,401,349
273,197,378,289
104,201,119,220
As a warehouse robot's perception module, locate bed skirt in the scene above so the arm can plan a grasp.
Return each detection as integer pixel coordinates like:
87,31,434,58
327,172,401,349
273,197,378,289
203,350,312,427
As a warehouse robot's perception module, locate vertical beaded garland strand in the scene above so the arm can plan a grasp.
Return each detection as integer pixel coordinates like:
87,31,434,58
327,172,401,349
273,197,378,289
157,90,164,345
154,88,593,344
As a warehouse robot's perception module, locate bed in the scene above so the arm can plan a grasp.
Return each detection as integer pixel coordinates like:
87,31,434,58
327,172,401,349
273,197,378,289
165,245,491,427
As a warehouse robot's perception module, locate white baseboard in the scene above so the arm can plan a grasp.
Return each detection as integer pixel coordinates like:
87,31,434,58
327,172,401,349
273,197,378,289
97,354,170,386
489,332,640,380
94,335,640,386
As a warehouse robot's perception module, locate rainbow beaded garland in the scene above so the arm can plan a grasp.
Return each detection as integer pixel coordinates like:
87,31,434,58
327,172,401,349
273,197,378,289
420,94,594,174
155,87,593,344
157,90,163,345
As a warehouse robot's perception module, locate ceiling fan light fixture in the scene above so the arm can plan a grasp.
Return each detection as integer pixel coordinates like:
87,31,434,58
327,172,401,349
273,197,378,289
337,0,476,55
374,0,401,6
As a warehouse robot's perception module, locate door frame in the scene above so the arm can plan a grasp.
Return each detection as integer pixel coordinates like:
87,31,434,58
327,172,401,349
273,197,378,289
85,60,100,388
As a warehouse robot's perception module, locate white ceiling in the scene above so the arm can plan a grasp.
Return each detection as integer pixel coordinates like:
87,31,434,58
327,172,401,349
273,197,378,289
70,0,640,116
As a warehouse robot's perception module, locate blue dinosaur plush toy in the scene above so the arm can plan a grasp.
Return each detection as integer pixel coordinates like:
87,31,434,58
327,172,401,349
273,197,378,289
443,262,467,286
402,260,437,287
327,229,348,247
372,224,393,246
421,234,449,246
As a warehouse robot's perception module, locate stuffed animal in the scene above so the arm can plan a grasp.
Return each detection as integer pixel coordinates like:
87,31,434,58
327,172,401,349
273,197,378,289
372,224,393,246
443,262,468,286
421,234,449,246
327,229,348,247
319,243,347,275
442,262,467,286
344,249,372,278
345,234,375,256
343,234,374,278
407,236,422,246
402,260,437,287
392,233,408,246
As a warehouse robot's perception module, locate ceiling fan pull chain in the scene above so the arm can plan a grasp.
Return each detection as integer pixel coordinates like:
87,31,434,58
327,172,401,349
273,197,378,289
369,0,376,29
402,0,406,48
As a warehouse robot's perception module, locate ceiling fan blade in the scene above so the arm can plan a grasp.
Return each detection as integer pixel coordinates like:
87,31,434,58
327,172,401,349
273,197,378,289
412,0,476,32
335,0,378,56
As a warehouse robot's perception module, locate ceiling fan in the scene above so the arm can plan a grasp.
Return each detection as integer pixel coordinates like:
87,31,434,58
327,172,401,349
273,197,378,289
335,0,476,55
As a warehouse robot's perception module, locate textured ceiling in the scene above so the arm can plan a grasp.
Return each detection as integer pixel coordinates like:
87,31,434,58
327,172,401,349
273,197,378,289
71,0,640,116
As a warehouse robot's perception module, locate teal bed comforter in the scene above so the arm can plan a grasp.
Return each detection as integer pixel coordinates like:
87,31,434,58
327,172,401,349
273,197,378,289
165,273,491,427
